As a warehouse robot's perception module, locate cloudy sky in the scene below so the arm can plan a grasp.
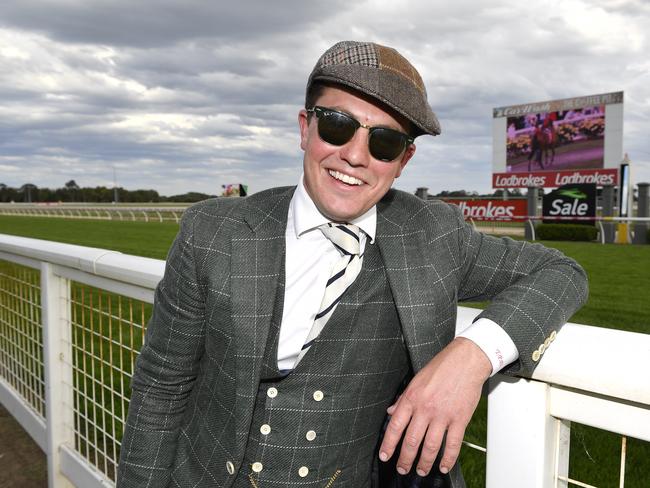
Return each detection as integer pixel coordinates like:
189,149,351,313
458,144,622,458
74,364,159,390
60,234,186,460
1,0,648,196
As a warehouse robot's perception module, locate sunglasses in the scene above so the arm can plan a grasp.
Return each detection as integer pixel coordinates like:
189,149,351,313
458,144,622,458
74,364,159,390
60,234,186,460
306,106,414,162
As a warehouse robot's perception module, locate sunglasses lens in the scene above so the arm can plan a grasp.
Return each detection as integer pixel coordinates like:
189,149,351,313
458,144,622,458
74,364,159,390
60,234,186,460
317,111,357,146
369,129,407,162
312,107,410,162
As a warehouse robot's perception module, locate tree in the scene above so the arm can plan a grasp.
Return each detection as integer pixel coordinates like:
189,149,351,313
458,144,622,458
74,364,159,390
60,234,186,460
64,179,81,202
64,179,80,191
19,183,38,203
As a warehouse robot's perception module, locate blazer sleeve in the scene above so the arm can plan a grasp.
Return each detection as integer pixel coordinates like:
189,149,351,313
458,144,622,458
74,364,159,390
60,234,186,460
453,206,588,376
117,206,206,487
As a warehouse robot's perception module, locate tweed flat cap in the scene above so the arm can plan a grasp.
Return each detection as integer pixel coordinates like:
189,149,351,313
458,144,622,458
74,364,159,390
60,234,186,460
307,41,441,137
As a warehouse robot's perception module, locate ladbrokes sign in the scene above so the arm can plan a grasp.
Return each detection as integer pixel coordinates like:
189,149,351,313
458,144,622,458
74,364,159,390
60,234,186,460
493,168,618,189
542,184,596,224
443,199,527,221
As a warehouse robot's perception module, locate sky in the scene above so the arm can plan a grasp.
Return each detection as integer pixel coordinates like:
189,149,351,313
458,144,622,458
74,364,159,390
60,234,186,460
1,0,648,197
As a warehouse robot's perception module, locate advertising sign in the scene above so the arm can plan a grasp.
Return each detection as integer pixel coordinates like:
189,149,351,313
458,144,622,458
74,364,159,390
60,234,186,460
542,184,596,224
443,199,527,221
493,92,624,188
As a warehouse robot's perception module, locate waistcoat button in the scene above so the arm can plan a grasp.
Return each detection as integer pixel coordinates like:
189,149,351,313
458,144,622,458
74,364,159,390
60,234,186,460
252,462,263,473
267,387,278,398
298,466,309,477
226,461,235,475
306,430,316,441
313,390,324,401
260,424,271,435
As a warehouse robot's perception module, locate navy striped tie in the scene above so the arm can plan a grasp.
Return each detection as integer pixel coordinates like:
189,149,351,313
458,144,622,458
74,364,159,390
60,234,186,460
295,223,362,365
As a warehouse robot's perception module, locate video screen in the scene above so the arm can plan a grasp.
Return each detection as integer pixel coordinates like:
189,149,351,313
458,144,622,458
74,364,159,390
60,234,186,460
505,105,605,173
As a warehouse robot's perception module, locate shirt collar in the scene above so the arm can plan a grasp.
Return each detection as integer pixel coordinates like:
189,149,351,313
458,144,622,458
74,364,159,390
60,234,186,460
292,174,376,243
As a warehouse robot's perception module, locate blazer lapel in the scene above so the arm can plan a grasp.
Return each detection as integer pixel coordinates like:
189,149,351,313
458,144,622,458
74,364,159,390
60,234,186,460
375,191,453,371
230,186,294,453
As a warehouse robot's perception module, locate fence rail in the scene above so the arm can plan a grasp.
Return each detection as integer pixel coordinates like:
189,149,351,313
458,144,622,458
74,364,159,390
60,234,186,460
1,233,649,487
0,204,189,223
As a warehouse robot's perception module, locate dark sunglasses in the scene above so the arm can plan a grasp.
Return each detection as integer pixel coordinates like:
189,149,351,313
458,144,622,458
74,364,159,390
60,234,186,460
306,106,414,162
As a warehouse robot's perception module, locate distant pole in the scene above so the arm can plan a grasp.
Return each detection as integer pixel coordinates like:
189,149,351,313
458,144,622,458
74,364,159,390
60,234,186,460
113,166,119,204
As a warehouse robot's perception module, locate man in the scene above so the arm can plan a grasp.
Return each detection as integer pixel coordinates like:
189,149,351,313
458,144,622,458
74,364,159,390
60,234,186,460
118,41,587,488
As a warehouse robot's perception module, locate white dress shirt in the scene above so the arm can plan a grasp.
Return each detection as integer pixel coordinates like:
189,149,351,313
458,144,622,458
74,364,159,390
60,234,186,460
277,176,518,375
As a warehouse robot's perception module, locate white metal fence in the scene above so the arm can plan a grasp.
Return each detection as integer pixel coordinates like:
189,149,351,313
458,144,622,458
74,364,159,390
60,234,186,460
0,233,649,487
0,204,189,222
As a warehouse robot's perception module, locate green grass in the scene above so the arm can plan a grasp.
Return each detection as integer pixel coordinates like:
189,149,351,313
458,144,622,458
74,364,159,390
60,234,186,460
1,215,649,486
0,215,177,259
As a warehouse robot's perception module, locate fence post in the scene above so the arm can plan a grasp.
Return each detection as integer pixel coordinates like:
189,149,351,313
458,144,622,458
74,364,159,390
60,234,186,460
601,184,616,243
633,183,649,244
41,262,75,488
486,375,569,488
525,187,539,240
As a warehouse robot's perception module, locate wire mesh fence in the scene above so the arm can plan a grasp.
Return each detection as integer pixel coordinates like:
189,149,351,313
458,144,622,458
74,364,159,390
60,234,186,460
0,260,45,419
65,282,150,481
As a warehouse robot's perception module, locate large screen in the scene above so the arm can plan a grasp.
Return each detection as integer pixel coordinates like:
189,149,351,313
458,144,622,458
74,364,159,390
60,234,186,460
492,92,623,188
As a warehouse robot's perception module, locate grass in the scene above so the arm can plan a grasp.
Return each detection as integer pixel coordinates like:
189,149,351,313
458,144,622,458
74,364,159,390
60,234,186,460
0,215,177,259
1,215,649,486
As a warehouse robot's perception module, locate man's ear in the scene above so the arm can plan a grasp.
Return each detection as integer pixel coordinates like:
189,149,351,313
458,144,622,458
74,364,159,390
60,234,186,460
395,144,416,178
298,109,309,151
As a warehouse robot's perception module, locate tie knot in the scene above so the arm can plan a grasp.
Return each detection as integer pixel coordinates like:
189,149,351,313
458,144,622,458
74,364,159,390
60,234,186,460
319,223,361,256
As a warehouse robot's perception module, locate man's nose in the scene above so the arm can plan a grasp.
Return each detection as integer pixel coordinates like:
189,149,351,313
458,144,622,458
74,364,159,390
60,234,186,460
339,127,371,167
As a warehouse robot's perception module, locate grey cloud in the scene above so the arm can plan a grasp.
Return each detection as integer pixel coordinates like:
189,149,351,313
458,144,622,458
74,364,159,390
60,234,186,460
0,0,347,47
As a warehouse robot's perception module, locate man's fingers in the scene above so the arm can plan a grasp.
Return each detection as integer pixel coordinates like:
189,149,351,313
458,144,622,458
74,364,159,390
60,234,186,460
395,418,429,475
438,425,466,474
415,426,445,476
378,399,413,462
385,394,401,415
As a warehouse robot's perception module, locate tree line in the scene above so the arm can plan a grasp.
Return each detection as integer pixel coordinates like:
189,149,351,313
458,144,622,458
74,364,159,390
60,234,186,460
0,181,216,203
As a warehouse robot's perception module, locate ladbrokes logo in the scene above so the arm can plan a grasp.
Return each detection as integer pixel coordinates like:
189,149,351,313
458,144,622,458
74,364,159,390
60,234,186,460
445,200,527,221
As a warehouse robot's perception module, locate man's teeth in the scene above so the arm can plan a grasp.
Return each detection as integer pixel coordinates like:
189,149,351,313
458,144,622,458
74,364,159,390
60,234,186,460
329,170,363,186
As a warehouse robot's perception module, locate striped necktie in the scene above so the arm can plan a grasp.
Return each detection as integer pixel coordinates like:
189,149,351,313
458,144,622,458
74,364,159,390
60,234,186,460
295,223,362,366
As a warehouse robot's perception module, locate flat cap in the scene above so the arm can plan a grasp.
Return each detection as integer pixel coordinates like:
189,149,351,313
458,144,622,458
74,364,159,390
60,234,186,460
306,40,441,137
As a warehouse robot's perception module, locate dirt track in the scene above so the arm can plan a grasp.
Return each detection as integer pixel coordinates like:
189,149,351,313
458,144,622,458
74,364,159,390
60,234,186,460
0,403,47,487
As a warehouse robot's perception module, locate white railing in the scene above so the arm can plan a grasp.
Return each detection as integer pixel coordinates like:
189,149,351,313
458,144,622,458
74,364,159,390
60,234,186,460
0,204,189,223
0,233,649,488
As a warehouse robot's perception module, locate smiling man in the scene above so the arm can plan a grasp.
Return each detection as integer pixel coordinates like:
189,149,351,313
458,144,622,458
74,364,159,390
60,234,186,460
118,41,588,488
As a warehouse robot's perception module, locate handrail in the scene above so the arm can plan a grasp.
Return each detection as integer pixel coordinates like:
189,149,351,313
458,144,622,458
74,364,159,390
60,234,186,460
0,234,164,289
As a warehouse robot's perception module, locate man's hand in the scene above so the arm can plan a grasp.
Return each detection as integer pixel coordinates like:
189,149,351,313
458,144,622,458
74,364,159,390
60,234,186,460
378,337,492,476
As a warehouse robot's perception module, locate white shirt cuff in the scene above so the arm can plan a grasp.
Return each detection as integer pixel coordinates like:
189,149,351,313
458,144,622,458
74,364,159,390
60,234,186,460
456,318,519,377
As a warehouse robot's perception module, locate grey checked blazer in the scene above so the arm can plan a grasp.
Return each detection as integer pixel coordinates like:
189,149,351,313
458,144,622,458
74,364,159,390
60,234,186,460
117,186,588,488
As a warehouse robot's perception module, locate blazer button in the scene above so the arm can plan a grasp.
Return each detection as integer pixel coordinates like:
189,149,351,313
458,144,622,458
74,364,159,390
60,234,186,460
306,430,317,441
226,461,235,475
544,337,551,348
313,390,324,401
550,330,557,341
532,349,541,362
260,424,271,435
252,462,263,473
539,343,546,355
298,466,309,477
267,387,278,398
